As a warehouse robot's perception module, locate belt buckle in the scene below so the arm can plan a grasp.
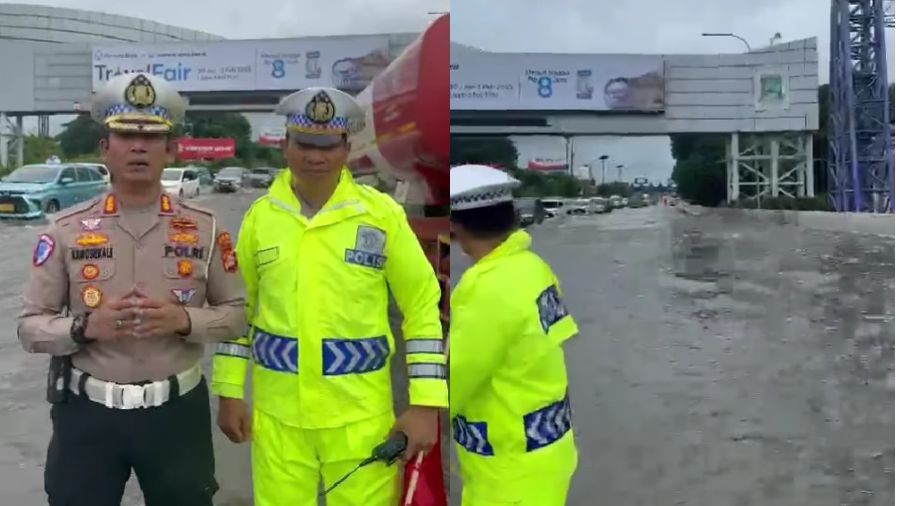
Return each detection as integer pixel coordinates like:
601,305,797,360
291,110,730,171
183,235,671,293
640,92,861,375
119,384,147,409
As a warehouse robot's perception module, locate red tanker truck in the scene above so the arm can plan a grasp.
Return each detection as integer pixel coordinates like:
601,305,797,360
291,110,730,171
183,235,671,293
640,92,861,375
348,13,450,506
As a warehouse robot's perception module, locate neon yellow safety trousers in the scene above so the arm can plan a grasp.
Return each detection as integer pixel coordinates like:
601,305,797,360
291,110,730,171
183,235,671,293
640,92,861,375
251,408,400,506
460,473,573,506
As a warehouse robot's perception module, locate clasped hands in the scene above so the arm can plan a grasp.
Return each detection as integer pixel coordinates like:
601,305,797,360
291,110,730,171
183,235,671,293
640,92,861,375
84,286,190,341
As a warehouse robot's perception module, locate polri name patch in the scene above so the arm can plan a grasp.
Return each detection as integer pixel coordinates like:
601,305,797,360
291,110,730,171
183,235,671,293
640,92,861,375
71,247,113,260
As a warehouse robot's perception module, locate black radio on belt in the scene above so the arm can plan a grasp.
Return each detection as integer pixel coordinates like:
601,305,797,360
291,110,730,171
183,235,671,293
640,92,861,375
46,356,71,404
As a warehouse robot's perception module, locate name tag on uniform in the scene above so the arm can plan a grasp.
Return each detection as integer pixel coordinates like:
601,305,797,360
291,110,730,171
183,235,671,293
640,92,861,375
71,247,113,260
345,226,387,270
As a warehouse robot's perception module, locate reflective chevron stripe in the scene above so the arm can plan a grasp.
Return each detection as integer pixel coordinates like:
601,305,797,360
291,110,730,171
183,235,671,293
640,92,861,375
322,336,390,376
406,338,444,355
452,415,494,456
408,363,446,379
215,343,251,359
251,329,299,374
523,393,573,452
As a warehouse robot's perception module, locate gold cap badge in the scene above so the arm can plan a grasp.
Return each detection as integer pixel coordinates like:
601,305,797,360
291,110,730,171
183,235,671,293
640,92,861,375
305,90,336,124
124,74,157,109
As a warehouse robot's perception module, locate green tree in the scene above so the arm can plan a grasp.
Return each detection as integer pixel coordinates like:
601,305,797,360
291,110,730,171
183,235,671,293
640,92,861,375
24,135,64,165
57,114,102,158
669,133,728,206
450,136,519,168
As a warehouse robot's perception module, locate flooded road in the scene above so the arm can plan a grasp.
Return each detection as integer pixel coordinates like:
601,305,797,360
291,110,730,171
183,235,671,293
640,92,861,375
453,207,894,506
0,193,892,506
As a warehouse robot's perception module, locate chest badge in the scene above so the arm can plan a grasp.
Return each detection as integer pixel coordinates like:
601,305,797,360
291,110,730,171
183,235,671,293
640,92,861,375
177,259,193,278
76,232,109,247
171,288,196,305
169,232,199,245
81,263,100,280
170,216,198,230
81,286,102,308
345,225,387,269
80,218,102,231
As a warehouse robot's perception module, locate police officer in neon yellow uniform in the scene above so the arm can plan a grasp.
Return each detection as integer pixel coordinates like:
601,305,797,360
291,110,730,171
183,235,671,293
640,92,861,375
449,164,579,505
211,88,448,506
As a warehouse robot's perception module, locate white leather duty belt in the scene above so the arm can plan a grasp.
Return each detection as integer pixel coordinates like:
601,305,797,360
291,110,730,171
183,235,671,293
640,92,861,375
68,365,202,410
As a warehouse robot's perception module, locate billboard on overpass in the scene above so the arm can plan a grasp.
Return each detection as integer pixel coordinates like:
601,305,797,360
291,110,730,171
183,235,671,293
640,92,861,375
451,52,665,111
92,35,392,93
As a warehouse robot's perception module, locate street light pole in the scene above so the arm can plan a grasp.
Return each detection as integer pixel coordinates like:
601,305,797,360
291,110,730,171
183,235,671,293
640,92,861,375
616,164,624,182
598,155,609,185
701,32,752,52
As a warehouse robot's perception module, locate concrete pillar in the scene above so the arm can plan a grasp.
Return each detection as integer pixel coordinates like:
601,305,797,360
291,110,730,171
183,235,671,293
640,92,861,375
729,133,740,202
0,112,7,168
804,133,815,197
15,115,24,168
770,137,779,197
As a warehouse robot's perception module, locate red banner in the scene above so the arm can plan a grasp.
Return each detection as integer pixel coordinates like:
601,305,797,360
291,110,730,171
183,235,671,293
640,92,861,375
176,138,236,160
401,429,448,506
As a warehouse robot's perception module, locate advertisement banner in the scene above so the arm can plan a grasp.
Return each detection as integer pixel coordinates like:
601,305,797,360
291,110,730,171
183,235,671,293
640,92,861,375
92,35,392,93
451,53,665,111
177,138,235,160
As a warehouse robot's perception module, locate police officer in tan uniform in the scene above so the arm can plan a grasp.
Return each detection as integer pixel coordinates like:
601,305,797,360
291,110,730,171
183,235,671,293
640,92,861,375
17,72,246,506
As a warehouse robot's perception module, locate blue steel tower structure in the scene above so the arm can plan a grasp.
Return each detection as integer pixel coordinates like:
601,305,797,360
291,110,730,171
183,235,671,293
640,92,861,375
829,0,894,212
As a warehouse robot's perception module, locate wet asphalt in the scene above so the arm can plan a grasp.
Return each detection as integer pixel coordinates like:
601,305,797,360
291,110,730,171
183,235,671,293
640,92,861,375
0,190,893,505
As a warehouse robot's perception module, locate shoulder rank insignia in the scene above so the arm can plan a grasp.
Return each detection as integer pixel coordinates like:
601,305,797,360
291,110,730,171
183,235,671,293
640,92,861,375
76,232,109,247
160,194,174,214
103,195,117,215
216,232,238,272
305,90,336,124
33,234,55,266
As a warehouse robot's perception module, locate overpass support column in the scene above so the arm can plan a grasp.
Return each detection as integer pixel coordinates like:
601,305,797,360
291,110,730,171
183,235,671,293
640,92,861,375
729,133,814,204
804,133,815,197
0,112,7,169
15,115,24,168
727,133,740,203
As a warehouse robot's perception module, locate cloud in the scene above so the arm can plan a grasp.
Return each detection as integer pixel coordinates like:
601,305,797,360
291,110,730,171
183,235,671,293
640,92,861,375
13,0,448,38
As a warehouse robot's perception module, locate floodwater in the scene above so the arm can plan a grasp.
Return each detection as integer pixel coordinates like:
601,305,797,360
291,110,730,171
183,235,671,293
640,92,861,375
452,207,893,506
0,193,892,505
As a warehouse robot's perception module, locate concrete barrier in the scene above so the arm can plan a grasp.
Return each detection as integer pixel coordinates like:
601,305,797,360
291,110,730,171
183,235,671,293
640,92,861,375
677,204,894,237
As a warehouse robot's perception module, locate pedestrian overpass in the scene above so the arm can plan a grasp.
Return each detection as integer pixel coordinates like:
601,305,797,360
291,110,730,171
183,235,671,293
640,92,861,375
0,3,417,168
450,39,820,203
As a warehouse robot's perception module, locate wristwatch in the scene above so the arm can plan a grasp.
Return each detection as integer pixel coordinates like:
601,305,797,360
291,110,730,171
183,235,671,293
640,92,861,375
70,313,94,345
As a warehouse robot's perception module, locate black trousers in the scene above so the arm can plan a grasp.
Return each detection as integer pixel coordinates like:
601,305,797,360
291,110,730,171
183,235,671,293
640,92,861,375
44,377,218,506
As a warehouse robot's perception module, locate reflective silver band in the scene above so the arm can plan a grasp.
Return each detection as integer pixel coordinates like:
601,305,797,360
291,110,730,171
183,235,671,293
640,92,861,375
408,363,447,379
406,338,444,355
216,342,252,359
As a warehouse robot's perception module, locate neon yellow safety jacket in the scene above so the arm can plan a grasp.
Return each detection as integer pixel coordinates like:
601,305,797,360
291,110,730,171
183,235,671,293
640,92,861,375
212,168,447,429
449,230,579,493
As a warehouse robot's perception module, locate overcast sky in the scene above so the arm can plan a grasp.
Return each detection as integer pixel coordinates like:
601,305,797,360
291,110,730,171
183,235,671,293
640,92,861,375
11,0,448,38
451,0,896,184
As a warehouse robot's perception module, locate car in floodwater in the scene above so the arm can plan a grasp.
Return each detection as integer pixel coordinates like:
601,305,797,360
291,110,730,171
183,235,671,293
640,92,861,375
0,164,108,219
541,197,565,218
589,197,611,214
566,198,591,215
213,166,246,193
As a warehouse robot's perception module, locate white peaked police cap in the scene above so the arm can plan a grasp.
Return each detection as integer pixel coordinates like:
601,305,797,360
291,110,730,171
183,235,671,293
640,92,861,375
450,164,521,211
